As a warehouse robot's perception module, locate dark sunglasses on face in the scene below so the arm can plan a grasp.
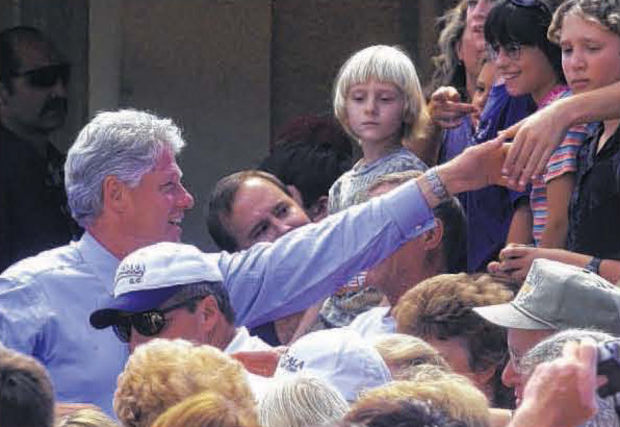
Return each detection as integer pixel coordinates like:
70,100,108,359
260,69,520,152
112,296,203,343
509,0,551,15
11,63,70,89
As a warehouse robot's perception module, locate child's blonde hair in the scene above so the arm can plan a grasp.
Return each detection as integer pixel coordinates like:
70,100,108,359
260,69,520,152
548,0,620,43
333,45,429,144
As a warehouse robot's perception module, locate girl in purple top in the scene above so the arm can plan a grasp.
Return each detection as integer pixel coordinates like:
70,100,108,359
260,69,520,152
485,0,572,248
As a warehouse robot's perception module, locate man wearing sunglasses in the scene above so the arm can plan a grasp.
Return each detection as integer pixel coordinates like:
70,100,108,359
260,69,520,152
90,242,272,356
0,106,507,414
0,26,78,272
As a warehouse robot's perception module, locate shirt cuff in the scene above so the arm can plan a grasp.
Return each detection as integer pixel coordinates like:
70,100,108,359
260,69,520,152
381,180,437,240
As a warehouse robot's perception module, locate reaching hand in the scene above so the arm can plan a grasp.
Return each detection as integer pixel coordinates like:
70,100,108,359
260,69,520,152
436,140,514,195
487,244,541,282
429,86,478,129
499,101,573,190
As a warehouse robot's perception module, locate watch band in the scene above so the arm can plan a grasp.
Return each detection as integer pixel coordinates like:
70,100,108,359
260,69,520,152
425,166,450,203
585,257,602,275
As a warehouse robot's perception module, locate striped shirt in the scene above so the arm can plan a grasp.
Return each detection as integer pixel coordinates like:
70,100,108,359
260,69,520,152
530,87,584,246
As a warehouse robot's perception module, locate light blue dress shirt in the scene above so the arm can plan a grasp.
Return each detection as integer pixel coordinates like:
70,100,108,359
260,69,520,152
0,179,434,414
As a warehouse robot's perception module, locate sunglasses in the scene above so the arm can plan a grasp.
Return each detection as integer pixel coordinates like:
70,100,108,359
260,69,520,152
510,0,551,14
12,63,70,88
112,296,202,343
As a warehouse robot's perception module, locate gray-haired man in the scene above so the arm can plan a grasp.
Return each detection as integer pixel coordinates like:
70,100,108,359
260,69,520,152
0,108,507,413
474,258,620,406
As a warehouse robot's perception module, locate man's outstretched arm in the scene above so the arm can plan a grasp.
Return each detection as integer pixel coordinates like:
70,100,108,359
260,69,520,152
222,141,508,327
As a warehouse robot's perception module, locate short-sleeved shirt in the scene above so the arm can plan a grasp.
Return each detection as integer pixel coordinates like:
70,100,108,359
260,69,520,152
348,306,395,339
328,147,427,213
568,122,620,259
527,86,574,246
464,84,536,272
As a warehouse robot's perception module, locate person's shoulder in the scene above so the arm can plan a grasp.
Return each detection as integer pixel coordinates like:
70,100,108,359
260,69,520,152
378,148,428,172
0,243,84,288
349,306,389,330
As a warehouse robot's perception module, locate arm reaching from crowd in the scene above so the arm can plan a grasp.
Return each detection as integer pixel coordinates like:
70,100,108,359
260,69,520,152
488,243,620,285
509,340,600,427
429,86,478,129
223,139,509,327
501,81,620,189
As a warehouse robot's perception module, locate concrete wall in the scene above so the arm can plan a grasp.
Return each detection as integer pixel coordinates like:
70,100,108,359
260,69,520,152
0,0,89,152
116,0,272,249
1,0,457,250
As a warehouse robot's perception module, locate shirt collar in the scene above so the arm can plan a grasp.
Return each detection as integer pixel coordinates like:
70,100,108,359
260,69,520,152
75,232,120,294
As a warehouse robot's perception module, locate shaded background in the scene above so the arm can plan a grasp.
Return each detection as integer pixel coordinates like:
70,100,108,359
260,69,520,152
0,0,456,250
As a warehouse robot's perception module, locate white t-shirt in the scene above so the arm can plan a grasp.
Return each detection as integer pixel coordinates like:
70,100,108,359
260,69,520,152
225,327,273,399
225,327,272,354
348,306,395,339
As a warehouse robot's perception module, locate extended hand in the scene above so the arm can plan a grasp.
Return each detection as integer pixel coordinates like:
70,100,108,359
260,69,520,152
429,86,477,129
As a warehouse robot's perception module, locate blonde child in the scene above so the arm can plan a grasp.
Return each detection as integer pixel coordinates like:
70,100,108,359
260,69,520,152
322,45,429,327
329,44,429,213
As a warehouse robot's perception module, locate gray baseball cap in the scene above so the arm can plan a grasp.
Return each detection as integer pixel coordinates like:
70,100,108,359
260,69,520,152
474,259,620,335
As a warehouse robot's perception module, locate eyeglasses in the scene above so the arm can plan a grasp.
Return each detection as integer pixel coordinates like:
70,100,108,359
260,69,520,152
11,63,70,88
492,41,523,61
508,346,526,374
112,296,202,343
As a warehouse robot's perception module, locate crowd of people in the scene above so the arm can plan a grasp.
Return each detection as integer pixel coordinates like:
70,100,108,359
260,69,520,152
2,0,620,426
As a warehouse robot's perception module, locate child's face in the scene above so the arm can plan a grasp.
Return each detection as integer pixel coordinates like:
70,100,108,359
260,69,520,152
560,13,620,94
495,42,558,104
471,61,496,124
345,80,405,145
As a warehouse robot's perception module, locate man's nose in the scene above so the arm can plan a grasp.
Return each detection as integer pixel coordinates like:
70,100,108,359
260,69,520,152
50,77,68,98
178,184,195,210
501,358,520,388
272,218,293,238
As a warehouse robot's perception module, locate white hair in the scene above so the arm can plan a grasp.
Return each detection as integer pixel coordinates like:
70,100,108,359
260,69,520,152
258,375,349,427
522,329,620,427
65,109,186,227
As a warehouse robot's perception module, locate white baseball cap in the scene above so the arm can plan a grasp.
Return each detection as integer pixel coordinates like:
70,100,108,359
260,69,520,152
275,328,391,402
90,242,222,329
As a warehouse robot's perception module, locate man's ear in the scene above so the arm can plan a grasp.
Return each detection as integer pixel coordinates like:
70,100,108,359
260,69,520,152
422,218,444,250
101,175,128,214
308,195,329,222
199,295,222,328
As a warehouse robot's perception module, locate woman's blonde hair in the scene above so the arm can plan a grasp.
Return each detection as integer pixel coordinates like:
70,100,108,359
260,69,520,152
113,339,256,427
372,333,450,379
55,408,118,427
333,45,430,144
548,0,620,43
351,373,490,427
152,391,260,427
258,375,348,427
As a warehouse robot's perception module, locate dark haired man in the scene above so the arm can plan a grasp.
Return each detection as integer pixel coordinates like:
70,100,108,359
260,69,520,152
0,346,55,427
90,242,270,355
0,26,78,271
